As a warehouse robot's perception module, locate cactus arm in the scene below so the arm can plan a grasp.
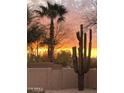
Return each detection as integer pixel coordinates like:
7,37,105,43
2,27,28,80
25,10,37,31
80,25,83,50
80,25,84,74
83,33,87,72
72,47,78,73
76,32,80,41
87,29,92,71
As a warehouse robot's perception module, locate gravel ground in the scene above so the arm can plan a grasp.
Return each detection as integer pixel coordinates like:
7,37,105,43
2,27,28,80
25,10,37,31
45,89,97,93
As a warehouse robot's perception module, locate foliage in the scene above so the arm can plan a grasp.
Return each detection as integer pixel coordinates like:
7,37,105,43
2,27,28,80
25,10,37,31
27,5,47,46
27,51,49,63
35,2,67,22
27,51,97,68
55,51,72,66
27,23,46,45
27,54,40,63
28,50,72,66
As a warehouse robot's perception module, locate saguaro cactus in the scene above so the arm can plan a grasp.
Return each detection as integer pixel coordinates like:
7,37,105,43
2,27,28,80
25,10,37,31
72,24,92,90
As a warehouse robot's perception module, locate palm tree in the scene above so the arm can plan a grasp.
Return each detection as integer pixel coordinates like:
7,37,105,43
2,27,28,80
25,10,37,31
35,2,67,63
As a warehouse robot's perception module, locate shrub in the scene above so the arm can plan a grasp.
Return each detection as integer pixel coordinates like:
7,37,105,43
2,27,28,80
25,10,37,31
39,52,49,62
27,52,49,63
55,50,72,66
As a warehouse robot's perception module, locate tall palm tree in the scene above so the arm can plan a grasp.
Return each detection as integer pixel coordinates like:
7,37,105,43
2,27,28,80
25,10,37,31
35,2,67,63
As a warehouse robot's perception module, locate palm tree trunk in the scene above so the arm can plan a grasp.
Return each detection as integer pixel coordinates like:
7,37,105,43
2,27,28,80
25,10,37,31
48,18,54,63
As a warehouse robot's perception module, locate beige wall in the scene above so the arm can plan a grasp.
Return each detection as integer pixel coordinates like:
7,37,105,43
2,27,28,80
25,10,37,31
27,68,97,90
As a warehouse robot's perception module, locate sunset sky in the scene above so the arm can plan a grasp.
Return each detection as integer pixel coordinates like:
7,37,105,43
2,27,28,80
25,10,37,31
28,0,97,57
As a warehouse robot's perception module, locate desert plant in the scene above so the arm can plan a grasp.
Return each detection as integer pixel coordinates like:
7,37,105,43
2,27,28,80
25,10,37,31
55,51,72,66
34,1,67,63
72,24,92,90
27,54,38,63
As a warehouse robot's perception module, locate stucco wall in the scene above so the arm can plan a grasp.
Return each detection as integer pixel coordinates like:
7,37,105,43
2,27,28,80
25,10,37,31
27,68,97,90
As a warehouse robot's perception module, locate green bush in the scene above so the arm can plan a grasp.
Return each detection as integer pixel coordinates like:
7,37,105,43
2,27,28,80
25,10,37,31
27,51,97,68
27,53,49,63
28,50,73,67
55,50,72,66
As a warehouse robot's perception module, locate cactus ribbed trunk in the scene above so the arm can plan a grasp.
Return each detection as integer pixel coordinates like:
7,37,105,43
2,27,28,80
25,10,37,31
87,29,92,71
72,47,78,73
78,74,84,90
84,33,87,72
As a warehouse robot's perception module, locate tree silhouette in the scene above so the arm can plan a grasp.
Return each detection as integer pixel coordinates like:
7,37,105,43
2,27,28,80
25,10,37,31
34,2,67,63
82,0,97,30
27,23,46,56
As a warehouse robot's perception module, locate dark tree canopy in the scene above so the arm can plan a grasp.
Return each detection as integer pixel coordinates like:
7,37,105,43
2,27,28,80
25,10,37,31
27,23,46,44
34,1,67,22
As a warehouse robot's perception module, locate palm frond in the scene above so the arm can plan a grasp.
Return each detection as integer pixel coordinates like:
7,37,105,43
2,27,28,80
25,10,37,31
35,2,68,19
57,16,65,23
58,5,68,16
34,10,44,17
53,3,59,10
47,1,53,9
39,6,48,14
